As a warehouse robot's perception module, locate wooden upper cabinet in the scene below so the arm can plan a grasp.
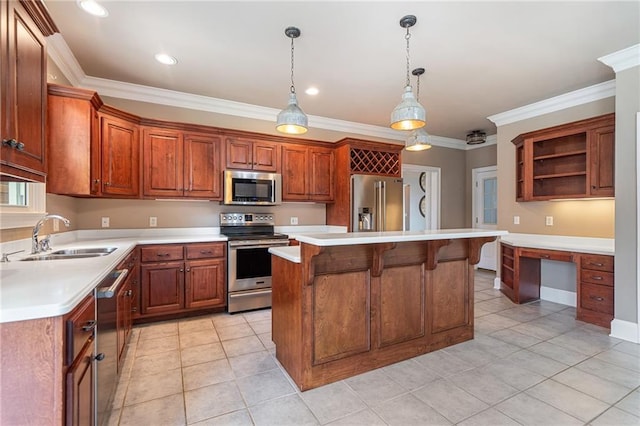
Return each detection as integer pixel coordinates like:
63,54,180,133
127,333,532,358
512,113,614,201
48,86,103,196
183,133,222,199
282,144,335,202
226,137,279,172
0,1,54,182
142,127,184,197
100,113,140,197
142,128,222,199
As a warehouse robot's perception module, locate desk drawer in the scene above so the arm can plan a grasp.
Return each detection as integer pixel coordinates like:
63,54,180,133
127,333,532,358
580,283,613,315
581,270,613,287
519,248,573,262
581,255,614,272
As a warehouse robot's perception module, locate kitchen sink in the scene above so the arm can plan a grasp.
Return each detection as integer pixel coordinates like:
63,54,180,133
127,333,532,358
50,247,117,255
20,247,117,261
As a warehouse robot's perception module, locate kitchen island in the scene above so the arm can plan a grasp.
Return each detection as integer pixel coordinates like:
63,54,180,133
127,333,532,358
269,229,507,391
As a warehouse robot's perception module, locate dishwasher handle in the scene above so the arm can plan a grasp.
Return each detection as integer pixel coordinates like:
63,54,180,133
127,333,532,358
96,269,129,299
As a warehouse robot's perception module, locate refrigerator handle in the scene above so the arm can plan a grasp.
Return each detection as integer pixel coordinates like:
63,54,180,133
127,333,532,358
375,181,386,231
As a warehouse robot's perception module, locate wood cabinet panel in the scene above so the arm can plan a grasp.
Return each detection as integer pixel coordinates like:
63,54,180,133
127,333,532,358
142,128,183,197
312,271,370,365
282,145,308,200
581,254,614,272
590,125,614,196
0,0,48,181
184,133,222,199
185,258,226,309
65,337,94,426
427,260,469,333
253,142,279,171
140,261,184,314
64,295,96,366
140,245,184,262
309,147,335,201
379,264,425,347
100,114,139,197
186,243,225,260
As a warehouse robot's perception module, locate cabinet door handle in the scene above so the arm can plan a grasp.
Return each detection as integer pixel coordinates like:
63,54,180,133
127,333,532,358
2,138,17,148
94,353,105,362
591,276,603,280
105,182,111,186
126,290,133,296
589,262,604,267
131,307,137,312
186,267,191,272
15,142,24,151
180,268,184,272
590,295,605,302
82,320,97,332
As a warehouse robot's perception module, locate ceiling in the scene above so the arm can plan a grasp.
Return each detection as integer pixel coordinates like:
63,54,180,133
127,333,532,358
43,1,639,145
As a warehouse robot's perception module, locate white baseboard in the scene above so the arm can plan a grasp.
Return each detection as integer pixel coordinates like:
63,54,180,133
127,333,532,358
493,277,501,289
610,319,640,343
540,286,576,307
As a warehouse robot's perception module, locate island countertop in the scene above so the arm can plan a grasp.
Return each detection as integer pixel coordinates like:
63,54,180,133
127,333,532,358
294,228,508,247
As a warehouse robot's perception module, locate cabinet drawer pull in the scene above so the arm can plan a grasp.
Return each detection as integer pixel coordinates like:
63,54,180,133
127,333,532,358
590,295,605,302
200,250,213,254
157,253,170,257
591,276,603,280
94,353,105,362
589,262,604,267
82,320,97,332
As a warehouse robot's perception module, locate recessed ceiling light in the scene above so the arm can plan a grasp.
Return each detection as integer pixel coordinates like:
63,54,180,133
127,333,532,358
154,53,178,65
305,87,319,96
77,0,108,17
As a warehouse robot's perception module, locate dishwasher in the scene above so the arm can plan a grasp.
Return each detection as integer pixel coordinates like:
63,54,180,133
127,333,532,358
95,268,128,426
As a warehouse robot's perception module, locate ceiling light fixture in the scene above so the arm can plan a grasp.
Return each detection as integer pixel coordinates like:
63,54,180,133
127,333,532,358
405,68,432,151
276,26,308,135
466,130,487,145
390,15,426,131
154,53,178,65
77,0,108,17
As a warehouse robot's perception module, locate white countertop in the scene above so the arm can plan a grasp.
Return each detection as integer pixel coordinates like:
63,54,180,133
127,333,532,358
500,233,614,255
295,228,508,247
0,233,225,324
269,246,301,263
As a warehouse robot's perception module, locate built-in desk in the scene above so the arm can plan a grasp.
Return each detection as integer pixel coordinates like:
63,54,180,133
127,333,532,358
499,234,614,328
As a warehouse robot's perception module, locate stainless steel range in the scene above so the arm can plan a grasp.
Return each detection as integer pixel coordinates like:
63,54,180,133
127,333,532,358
220,213,289,313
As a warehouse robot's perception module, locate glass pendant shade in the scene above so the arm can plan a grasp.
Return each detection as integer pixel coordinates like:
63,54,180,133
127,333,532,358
405,127,432,151
276,92,308,134
390,86,426,130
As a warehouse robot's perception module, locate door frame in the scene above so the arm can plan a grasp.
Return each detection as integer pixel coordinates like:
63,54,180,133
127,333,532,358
472,165,498,271
402,164,441,230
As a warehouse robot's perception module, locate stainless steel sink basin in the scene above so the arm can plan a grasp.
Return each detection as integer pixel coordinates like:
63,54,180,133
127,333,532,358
50,247,117,255
20,247,117,261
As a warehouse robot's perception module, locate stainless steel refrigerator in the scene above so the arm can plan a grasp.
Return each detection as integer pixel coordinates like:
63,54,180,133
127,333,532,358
351,174,407,232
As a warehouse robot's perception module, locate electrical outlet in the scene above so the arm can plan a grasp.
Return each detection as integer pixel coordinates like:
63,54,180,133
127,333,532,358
545,216,553,226
101,217,110,228
290,217,298,225
513,216,520,225
149,216,157,227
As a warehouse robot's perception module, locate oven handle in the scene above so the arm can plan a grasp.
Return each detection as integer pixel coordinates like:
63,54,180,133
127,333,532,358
230,243,290,250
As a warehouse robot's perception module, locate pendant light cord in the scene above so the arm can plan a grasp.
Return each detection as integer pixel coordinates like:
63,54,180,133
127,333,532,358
416,71,420,101
405,27,411,88
290,37,296,94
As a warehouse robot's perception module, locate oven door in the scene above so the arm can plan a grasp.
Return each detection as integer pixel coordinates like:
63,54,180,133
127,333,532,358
228,241,289,292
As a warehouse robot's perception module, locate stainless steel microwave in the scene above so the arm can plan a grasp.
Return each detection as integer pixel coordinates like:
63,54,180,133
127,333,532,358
223,170,282,205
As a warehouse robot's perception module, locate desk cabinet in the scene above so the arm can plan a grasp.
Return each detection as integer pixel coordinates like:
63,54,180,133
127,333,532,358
577,254,614,328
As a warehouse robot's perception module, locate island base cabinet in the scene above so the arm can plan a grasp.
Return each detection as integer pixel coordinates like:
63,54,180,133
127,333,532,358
273,239,480,391
66,338,95,426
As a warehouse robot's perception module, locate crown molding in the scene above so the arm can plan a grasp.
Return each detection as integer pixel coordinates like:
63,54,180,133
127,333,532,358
46,33,471,149
487,80,615,127
598,44,640,73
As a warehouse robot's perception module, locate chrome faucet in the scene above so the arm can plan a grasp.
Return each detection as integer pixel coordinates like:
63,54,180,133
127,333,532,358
32,214,71,254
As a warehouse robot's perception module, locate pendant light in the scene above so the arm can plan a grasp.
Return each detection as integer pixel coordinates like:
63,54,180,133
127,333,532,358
276,26,308,135
390,15,426,131
405,68,432,151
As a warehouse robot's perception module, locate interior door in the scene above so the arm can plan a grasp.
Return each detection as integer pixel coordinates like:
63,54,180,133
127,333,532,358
473,167,498,271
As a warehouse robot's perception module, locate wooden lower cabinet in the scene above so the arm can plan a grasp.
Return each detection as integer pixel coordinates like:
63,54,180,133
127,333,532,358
66,337,95,426
577,254,614,328
139,243,226,319
272,238,487,390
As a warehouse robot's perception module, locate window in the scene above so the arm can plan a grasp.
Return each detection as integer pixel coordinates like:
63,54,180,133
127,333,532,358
0,182,46,229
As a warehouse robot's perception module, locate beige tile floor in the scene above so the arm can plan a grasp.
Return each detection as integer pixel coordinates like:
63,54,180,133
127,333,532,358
107,270,640,425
